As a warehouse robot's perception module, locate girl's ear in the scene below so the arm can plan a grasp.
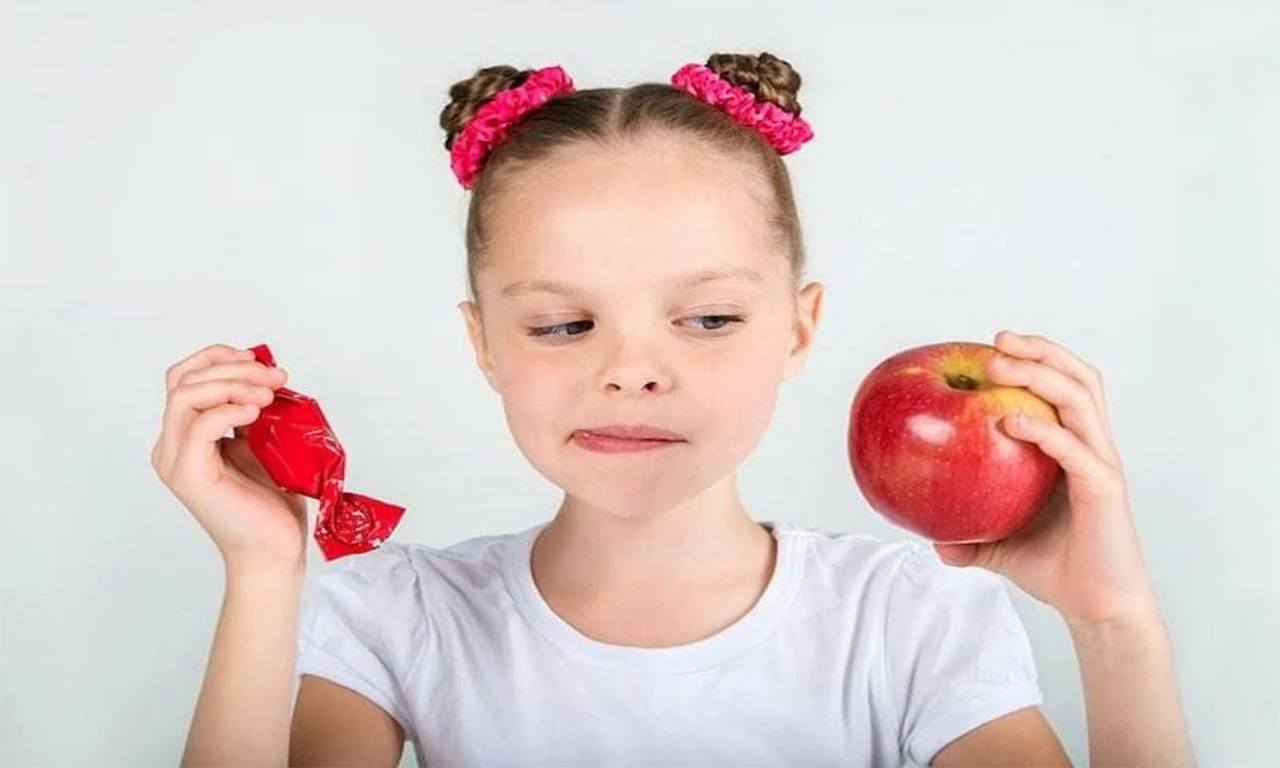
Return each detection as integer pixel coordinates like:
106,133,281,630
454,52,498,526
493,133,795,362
458,300,500,393
783,281,825,381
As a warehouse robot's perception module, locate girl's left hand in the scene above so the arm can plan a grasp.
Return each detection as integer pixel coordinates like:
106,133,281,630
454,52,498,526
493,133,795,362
932,330,1161,628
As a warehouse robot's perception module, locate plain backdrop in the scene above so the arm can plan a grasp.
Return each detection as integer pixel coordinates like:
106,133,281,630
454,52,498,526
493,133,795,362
2,1,1277,766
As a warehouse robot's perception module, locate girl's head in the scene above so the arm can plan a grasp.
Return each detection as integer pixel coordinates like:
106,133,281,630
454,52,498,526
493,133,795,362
440,52,825,522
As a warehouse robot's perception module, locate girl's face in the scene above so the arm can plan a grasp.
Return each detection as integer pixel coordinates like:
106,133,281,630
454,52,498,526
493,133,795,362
460,138,824,521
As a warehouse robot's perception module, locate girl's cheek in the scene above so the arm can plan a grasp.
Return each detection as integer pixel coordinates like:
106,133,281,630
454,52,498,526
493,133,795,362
503,351,573,400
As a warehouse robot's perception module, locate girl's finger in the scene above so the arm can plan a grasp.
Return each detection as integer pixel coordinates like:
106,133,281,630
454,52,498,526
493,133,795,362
171,403,264,481
177,360,287,390
1002,413,1123,500
994,331,1111,430
166,344,255,393
157,380,276,475
986,354,1123,470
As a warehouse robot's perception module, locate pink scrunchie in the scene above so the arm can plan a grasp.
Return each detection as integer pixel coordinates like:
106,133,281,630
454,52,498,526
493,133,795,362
449,62,815,189
669,63,814,155
449,65,577,190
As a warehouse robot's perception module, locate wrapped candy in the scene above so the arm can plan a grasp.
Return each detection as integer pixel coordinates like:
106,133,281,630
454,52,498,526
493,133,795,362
237,343,405,560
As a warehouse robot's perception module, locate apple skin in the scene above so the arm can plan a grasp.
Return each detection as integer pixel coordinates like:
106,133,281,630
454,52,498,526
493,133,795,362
848,341,1064,543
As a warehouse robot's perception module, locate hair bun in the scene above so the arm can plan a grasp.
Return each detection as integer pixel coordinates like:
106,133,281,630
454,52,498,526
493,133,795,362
704,52,804,117
439,65,539,151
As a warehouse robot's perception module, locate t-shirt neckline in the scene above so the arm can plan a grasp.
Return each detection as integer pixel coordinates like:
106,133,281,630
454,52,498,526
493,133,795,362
501,518,804,673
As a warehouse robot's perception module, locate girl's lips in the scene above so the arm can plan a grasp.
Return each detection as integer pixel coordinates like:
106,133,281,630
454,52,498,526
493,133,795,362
578,425,686,441
572,430,685,453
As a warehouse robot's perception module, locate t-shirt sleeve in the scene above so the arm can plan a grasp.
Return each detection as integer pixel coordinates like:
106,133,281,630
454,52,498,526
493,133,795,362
883,542,1045,766
294,542,427,737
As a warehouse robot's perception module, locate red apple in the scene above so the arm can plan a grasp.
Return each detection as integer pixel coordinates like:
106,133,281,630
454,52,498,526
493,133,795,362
847,341,1063,543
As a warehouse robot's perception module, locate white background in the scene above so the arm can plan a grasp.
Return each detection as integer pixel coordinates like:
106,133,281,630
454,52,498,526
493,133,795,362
2,1,1277,765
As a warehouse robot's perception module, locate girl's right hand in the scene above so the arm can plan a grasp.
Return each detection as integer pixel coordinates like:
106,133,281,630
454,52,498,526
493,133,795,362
150,343,307,575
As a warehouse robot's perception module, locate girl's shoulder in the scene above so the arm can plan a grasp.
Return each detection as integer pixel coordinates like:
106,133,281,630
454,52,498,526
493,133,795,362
297,528,528,667
771,519,926,579
310,526,520,585
306,521,1011,626
772,520,1015,613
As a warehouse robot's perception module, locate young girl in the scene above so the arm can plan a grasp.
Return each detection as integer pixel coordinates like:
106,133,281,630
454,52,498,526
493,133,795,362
154,52,1195,766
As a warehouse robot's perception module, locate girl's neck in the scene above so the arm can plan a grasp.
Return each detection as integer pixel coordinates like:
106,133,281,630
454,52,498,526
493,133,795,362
531,487,775,599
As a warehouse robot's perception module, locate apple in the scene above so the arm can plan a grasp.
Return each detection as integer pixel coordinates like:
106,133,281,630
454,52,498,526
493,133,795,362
847,341,1063,543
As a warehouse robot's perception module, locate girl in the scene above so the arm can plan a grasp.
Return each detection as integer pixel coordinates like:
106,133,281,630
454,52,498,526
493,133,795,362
154,52,1195,766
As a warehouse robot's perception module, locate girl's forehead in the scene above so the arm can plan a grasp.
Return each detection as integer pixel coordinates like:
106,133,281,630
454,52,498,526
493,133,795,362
491,154,776,263
488,210,780,300
496,265,772,304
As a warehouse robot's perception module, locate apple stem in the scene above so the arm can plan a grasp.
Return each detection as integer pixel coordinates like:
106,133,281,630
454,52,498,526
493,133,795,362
946,374,981,390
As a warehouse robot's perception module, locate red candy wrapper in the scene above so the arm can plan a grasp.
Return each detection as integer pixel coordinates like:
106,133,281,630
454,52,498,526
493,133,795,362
237,343,405,561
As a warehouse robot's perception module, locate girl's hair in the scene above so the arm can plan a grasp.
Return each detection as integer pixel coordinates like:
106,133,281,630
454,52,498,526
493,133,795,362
438,52,811,317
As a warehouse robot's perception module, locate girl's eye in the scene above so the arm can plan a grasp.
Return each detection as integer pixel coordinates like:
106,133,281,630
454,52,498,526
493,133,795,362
527,315,746,340
685,315,745,332
529,320,595,339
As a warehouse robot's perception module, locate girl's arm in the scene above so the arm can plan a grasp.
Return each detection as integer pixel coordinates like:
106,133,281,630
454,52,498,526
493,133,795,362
931,330,1195,766
933,602,1194,767
181,565,304,767
181,564,405,767
1068,606,1195,766
154,344,400,764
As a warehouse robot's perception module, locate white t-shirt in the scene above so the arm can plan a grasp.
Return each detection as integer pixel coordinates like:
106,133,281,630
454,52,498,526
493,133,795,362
295,520,1043,766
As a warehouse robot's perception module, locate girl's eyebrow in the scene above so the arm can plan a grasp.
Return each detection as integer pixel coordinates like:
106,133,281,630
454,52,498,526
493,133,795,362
500,267,766,301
